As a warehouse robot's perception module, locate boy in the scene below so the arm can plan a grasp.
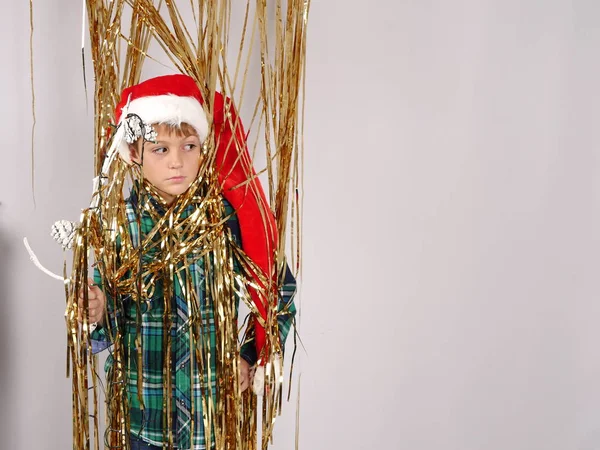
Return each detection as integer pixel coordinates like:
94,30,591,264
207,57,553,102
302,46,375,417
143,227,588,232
79,74,296,450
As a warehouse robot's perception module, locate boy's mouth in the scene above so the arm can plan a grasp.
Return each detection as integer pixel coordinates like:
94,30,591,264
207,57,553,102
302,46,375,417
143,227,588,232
168,176,186,183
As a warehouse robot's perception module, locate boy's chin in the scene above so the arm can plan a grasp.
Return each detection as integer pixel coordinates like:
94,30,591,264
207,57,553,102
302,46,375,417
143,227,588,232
163,186,192,199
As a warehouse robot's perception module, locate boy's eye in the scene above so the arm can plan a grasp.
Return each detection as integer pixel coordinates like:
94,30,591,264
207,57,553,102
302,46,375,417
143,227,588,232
152,147,167,154
183,143,197,152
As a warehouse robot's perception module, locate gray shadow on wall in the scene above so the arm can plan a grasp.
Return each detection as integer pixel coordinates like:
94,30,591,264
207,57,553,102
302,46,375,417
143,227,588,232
0,223,14,440
578,429,600,450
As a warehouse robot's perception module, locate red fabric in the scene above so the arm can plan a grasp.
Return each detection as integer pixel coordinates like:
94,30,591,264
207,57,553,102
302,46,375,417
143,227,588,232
212,93,278,364
115,74,277,363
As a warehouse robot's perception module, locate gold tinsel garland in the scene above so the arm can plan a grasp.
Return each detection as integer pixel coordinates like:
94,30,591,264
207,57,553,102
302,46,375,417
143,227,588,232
47,1,310,449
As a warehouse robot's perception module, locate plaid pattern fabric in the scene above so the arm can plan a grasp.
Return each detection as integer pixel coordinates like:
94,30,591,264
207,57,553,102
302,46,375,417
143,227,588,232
92,192,297,449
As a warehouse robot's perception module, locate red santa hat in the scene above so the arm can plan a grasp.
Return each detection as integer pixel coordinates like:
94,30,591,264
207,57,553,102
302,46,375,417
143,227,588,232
114,75,209,163
114,74,278,367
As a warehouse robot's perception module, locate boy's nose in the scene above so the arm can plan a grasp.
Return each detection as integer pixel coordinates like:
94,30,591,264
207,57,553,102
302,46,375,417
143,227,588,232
168,150,183,168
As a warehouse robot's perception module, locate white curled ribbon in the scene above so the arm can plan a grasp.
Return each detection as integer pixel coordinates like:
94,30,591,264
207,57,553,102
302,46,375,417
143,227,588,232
23,237,97,332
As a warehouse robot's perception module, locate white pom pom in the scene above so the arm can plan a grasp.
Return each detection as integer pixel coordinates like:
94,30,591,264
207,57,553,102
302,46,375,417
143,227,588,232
273,354,283,385
253,365,265,396
51,220,78,250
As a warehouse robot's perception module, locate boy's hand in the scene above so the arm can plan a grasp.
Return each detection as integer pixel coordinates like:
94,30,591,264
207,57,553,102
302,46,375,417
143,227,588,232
78,278,106,325
239,358,255,393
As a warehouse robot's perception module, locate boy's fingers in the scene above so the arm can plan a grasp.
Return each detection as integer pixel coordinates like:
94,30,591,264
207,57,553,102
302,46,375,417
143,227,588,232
79,284,101,301
89,285,101,295
88,299,100,309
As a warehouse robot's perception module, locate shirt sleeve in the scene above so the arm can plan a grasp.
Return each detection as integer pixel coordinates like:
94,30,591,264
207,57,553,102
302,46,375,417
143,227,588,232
275,263,297,347
239,263,298,366
222,197,298,366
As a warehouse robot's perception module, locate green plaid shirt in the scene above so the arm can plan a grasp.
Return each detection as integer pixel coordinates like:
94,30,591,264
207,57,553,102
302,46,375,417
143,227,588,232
92,192,296,449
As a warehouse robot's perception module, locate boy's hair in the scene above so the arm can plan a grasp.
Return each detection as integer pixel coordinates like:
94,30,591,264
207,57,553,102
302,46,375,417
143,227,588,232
131,122,199,150
153,122,198,138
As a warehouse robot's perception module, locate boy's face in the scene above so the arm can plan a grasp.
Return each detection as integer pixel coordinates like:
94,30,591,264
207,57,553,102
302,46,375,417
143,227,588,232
130,123,202,204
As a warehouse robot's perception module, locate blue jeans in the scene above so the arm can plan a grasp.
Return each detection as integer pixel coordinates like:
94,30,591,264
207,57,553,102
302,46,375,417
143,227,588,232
130,435,162,450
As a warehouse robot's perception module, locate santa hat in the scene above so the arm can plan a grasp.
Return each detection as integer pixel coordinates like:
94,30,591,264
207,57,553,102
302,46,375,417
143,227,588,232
114,74,278,371
114,74,209,163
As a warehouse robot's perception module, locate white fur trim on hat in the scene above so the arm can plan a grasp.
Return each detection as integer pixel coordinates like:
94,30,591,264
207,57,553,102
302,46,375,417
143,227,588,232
252,365,265,396
252,354,283,396
117,94,209,164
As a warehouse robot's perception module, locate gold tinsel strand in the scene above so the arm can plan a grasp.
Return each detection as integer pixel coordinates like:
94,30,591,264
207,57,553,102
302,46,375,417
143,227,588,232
29,0,37,207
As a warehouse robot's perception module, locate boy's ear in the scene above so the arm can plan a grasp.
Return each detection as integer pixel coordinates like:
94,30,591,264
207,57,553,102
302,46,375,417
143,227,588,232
129,144,141,163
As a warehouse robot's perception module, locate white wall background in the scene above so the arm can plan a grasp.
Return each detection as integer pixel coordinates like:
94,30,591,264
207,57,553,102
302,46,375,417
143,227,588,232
1,1,599,449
